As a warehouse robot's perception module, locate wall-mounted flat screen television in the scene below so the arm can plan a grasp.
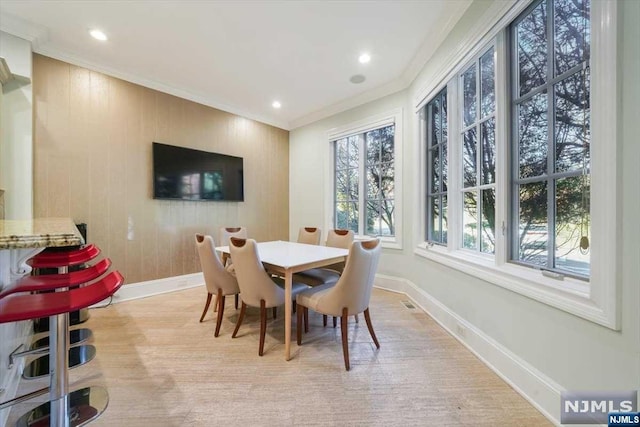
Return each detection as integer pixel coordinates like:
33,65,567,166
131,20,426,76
152,142,244,201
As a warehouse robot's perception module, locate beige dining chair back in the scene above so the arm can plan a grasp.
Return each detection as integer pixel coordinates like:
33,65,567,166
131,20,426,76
219,226,247,247
296,239,382,370
194,234,240,337
229,237,309,356
293,229,354,287
324,229,354,273
297,227,322,245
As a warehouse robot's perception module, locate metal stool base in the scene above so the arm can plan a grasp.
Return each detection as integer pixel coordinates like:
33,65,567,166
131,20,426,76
30,328,93,351
15,386,109,427
23,345,96,380
33,309,90,333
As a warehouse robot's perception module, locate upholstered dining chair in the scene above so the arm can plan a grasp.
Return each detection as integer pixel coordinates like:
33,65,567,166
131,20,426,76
195,234,240,337
219,226,247,248
296,239,381,371
294,229,354,287
229,237,309,356
297,227,322,245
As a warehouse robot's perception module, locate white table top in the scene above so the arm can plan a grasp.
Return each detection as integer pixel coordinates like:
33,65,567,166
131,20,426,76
216,240,348,269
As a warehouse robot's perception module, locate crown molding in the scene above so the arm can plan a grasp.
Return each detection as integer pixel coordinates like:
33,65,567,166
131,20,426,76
0,12,49,49
289,78,406,130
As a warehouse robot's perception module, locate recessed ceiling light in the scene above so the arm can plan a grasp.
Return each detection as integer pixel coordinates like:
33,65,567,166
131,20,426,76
358,53,371,64
350,74,366,84
89,29,108,41
272,101,281,109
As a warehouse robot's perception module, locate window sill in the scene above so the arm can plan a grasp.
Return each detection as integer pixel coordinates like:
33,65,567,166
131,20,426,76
413,243,613,327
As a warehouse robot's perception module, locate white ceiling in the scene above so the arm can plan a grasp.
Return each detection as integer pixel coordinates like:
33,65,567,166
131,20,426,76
0,0,471,130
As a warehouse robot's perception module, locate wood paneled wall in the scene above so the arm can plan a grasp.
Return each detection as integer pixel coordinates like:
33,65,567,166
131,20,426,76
32,54,289,284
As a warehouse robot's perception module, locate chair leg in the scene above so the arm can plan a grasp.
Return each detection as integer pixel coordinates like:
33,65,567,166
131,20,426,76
323,315,327,327
199,293,213,323
214,290,225,337
232,302,246,338
363,308,380,349
297,304,303,345
293,300,297,314
273,307,277,320
341,308,350,371
259,300,267,356
304,307,309,333
333,316,337,328
354,314,359,323
235,294,239,310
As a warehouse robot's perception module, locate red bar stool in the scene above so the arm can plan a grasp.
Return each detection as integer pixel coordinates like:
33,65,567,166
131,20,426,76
2,259,112,368
0,271,124,426
21,245,103,380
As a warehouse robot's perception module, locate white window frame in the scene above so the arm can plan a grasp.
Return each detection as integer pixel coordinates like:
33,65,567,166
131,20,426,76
325,108,403,249
413,0,619,330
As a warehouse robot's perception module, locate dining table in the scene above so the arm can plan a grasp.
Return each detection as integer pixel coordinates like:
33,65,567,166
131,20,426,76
216,240,348,361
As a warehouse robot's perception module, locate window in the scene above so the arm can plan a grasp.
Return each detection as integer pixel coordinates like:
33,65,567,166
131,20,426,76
461,47,496,254
511,0,590,278
329,110,402,248
425,88,448,245
415,0,618,328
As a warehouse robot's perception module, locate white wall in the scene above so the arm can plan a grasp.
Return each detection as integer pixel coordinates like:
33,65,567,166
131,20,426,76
290,0,640,422
0,31,33,220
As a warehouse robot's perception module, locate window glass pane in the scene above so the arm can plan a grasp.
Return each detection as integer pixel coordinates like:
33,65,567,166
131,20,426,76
481,118,496,185
336,202,348,230
442,91,448,141
463,128,477,187
432,98,441,146
381,126,394,163
366,200,380,236
441,195,448,244
335,169,348,200
554,0,590,76
517,1,548,95
463,191,477,249
380,199,394,236
518,91,548,179
348,201,359,234
556,176,590,276
335,139,348,169
480,48,495,118
381,162,394,199
518,182,548,266
431,147,440,193
480,189,496,254
348,168,359,200
348,136,359,168
442,142,448,192
366,131,381,165
430,196,440,242
462,65,477,127
555,69,590,173
366,166,380,200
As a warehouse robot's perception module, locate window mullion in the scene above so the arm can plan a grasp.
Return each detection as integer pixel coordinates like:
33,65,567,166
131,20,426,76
358,133,366,237
448,78,461,251
494,30,509,266
546,0,555,270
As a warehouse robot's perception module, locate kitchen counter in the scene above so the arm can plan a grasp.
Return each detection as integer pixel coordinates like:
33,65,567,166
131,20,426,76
0,218,84,249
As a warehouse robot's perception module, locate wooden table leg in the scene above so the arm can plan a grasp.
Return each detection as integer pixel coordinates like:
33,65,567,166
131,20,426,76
285,269,292,361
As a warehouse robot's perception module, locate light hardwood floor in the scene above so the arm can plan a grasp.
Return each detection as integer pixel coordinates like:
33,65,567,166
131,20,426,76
9,287,551,426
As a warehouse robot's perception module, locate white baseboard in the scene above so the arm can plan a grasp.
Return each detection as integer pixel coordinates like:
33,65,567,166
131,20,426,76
374,274,563,427
92,272,205,307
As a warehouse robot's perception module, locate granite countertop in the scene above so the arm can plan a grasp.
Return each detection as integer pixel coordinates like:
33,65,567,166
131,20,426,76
0,218,84,249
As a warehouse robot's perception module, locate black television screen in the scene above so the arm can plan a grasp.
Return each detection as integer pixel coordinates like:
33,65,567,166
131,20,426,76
152,142,244,201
